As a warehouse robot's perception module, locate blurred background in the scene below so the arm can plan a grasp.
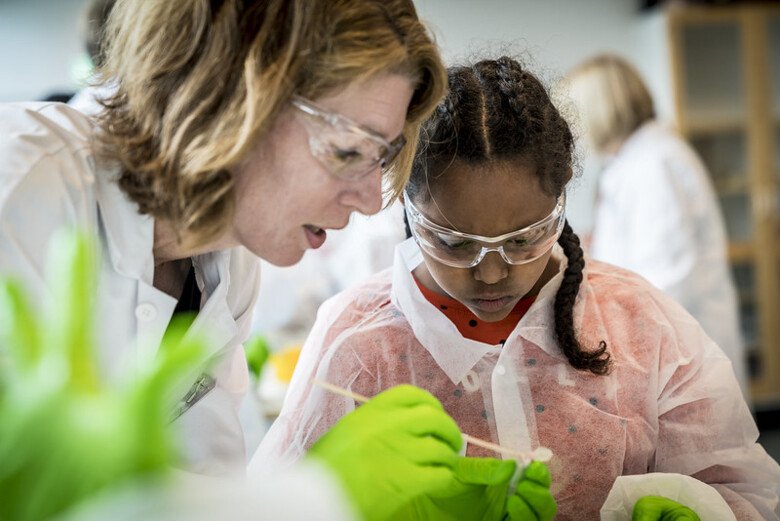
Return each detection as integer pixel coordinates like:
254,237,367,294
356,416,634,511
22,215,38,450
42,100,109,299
1,0,778,456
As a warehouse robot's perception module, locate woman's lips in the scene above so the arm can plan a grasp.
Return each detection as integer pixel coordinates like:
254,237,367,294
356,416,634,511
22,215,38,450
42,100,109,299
303,225,327,249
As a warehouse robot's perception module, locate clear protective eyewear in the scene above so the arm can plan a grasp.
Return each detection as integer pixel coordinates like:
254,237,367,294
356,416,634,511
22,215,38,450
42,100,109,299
291,95,407,181
404,191,566,268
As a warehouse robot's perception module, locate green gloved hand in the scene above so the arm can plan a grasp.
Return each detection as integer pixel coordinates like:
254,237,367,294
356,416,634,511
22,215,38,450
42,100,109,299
307,384,463,521
393,455,517,520
504,461,557,521
632,495,701,521
0,229,206,521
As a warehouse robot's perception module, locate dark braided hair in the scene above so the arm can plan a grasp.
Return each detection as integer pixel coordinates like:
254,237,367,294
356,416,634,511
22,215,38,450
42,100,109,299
409,56,610,375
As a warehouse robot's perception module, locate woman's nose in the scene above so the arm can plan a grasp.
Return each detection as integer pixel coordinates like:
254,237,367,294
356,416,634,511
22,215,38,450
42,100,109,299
338,166,383,215
472,250,509,284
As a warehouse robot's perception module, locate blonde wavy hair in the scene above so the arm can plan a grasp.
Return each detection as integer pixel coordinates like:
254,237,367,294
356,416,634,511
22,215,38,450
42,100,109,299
95,0,446,249
565,54,655,153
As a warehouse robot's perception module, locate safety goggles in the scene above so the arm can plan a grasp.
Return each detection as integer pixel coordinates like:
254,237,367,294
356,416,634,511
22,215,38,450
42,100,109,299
291,95,407,181
404,192,566,268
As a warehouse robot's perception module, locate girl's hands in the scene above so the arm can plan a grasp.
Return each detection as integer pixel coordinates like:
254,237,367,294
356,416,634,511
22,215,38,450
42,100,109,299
505,461,557,521
632,496,701,521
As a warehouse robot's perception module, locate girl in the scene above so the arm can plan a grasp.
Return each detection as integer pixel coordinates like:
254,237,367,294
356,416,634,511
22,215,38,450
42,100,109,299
257,56,780,520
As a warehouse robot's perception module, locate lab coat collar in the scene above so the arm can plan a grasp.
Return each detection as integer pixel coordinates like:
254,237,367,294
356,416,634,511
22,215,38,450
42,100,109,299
391,239,593,383
391,239,499,385
187,251,238,355
95,167,237,359
94,167,156,283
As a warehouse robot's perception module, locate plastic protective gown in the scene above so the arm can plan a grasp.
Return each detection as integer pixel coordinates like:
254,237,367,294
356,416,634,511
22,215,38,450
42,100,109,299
255,239,780,520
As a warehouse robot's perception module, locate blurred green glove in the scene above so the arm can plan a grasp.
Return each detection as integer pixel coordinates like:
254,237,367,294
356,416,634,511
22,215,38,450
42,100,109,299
307,384,464,521
632,495,701,521
504,461,557,521
396,455,517,520
0,229,206,521
244,334,270,380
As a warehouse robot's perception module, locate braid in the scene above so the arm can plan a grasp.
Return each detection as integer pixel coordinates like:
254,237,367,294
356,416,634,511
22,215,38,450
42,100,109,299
554,221,611,375
409,67,489,201
494,57,529,124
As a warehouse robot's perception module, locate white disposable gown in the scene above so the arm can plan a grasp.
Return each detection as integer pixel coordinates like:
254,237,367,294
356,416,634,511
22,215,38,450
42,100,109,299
589,120,748,395
255,238,780,520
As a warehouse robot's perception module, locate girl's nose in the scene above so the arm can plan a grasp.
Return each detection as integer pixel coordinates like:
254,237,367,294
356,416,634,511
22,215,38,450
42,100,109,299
472,250,509,284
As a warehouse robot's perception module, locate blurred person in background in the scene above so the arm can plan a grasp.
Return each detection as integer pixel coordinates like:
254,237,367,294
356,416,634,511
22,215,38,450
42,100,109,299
564,54,748,398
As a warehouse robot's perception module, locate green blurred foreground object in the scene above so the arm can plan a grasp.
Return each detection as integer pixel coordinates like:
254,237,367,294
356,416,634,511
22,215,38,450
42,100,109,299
308,384,464,521
632,495,702,521
244,335,270,379
0,230,205,521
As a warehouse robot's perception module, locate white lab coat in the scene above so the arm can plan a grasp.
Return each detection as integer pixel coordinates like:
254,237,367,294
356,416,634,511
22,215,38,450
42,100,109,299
0,102,261,475
590,120,748,395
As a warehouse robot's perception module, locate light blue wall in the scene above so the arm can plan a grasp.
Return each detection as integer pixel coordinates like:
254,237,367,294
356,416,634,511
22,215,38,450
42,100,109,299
0,0,90,102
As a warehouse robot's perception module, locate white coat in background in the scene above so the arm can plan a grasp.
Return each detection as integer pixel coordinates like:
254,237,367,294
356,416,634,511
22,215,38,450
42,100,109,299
254,238,780,520
589,120,748,395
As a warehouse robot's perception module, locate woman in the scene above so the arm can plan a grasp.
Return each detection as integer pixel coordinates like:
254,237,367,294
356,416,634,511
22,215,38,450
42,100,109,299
564,54,748,397
0,1,486,519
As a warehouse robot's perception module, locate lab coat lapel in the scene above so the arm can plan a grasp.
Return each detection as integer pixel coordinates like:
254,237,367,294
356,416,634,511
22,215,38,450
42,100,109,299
95,169,177,364
94,167,156,280
187,250,238,358
391,239,497,386
94,169,237,363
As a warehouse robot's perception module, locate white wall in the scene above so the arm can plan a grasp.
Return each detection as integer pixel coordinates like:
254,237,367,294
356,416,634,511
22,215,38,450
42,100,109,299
0,0,674,232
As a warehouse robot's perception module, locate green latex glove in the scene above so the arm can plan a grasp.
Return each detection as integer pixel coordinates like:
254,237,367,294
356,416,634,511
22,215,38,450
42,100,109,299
0,229,206,521
504,461,557,521
307,384,464,521
632,496,701,521
396,456,517,520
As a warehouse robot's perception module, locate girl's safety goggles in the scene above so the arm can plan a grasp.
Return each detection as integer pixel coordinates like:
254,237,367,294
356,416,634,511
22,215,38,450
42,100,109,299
404,192,566,268
291,95,407,181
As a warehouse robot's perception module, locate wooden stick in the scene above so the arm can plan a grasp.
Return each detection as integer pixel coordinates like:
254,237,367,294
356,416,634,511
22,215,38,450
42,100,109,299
312,379,550,462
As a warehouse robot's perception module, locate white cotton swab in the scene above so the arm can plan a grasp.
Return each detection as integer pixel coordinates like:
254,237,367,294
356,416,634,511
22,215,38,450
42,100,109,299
312,379,552,464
